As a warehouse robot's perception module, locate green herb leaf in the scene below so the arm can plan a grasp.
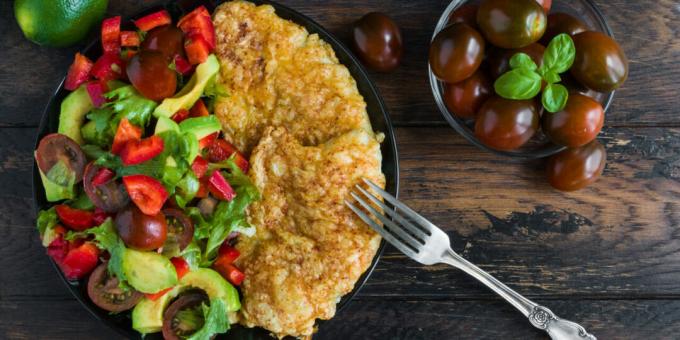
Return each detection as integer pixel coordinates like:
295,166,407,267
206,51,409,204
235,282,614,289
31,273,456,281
542,33,576,74
494,68,543,100
186,299,229,340
542,83,569,113
37,207,58,236
81,144,108,160
509,53,537,71
175,172,200,208
67,192,94,210
543,70,561,84
104,85,157,128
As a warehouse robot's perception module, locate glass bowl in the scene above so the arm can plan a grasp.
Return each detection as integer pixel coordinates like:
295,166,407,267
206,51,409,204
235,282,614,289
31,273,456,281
429,0,614,159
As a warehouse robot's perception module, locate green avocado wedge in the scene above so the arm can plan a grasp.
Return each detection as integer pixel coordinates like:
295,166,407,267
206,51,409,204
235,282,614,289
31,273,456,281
122,249,178,294
58,85,93,144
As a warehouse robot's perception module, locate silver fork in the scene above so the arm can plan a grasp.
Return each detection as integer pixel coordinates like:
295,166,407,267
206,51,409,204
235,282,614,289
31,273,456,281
346,178,596,340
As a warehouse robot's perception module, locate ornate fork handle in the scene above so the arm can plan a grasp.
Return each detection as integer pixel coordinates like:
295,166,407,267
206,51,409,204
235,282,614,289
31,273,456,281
443,250,596,340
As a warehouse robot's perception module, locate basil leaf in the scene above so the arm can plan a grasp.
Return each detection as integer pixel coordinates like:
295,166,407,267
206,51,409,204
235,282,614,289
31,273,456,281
542,83,569,113
543,33,575,74
544,70,561,84
509,53,537,71
494,68,543,100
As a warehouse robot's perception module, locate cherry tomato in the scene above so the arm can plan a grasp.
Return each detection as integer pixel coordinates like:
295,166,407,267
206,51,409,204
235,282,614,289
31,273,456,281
535,0,552,13
487,43,545,80
120,135,164,166
546,140,606,191
140,25,185,59
351,12,403,72
474,97,540,151
55,205,95,231
111,118,142,155
571,31,628,92
448,4,479,29
477,0,547,49
443,69,492,119
87,263,143,312
36,133,86,182
115,205,167,250
542,93,604,147
83,163,129,213
540,13,588,46
122,174,168,216
126,50,177,101
429,23,485,83
163,208,194,251
162,292,209,340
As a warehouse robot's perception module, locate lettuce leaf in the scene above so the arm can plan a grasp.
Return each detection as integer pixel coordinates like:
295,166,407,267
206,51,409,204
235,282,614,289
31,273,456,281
104,85,157,128
186,299,229,340
37,207,58,236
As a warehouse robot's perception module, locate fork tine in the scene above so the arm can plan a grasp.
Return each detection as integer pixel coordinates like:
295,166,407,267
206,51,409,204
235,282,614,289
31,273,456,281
345,199,419,258
350,192,423,250
362,178,437,232
354,185,430,240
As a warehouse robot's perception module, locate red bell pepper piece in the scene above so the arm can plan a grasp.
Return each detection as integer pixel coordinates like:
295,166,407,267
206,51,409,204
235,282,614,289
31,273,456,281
184,33,211,65
199,132,218,150
190,99,210,117
59,242,101,280
208,170,235,201
217,243,240,264
85,81,108,108
120,31,140,47
55,205,95,231
101,16,121,53
111,118,142,155
134,9,172,32
207,139,249,173
92,208,111,226
191,155,209,178
178,6,215,50
46,227,68,262
144,257,190,300
91,53,125,81
120,135,164,165
214,261,245,286
173,55,194,75
171,108,190,123
65,53,94,91
195,177,209,198
91,167,116,186
123,175,169,215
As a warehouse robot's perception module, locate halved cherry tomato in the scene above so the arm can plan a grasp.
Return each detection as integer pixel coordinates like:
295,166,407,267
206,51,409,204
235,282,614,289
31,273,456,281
178,6,215,49
134,10,172,32
101,16,121,53
55,205,95,231
173,55,193,75
171,109,190,123
123,175,169,215
92,208,111,226
91,167,116,186
214,261,245,286
91,53,125,81
189,99,209,117
207,139,249,173
217,243,240,264
112,118,142,155
199,132,218,150
86,81,108,108
65,53,93,91
120,31,140,47
58,242,101,280
144,257,190,300
120,135,164,166
184,34,210,65
191,155,209,178
208,171,235,201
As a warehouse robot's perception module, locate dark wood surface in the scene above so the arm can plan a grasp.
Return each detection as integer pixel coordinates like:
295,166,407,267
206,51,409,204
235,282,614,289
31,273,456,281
1,0,680,339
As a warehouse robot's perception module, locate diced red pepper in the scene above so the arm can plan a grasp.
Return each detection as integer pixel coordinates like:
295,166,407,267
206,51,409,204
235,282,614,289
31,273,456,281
195,178,209,198
85,81,108,108
190,99,210,117
184,33,210,65
59,242,100,280
207,139,249,173
213,261,245,286
46,229,68,262
134,9,172,32
208,170,235,201
171,108,190,123
111,118,142,155
191,156,209,178
91,53,125,81
217,243,240,264
121,48,138,61
55,205,95,231
91,167,116,186
144,287,172,301
123,175,169,215
144,256,190,300
173,54,194,75
101,16,121,53
92,208,111,226
199,132,218,150
120,31,140,47
65,53,94,91
120,135,164,166
178,6,215,50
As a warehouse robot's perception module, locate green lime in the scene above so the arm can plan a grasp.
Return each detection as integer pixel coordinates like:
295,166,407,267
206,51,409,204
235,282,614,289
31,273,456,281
14,0,109,47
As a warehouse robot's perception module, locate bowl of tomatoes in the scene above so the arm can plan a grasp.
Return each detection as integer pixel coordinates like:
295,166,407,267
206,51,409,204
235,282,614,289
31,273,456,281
429,0,627,162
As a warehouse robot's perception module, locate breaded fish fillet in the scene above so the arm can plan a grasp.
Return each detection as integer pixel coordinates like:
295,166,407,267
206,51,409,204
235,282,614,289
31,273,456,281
212,1,372,153
236,127,384,337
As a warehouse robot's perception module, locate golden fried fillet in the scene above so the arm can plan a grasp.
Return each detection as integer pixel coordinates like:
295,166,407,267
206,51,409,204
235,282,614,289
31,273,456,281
212,1,372,153
236,127,384,337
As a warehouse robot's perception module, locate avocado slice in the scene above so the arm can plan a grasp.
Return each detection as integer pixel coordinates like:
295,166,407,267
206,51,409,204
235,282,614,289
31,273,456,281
153,54,220,118
131,268,240,335
122,249,178,294
179,116,222,141
58,85,93,145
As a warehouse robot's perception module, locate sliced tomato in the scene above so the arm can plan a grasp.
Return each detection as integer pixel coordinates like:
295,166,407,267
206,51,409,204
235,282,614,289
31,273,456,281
207,139,249,173
91,52,125,81
120,31,141,47
92,208,111,226
208,170,235,201
120,135,164,166
59,242,101,280
189,99,209,117
134,10,172,32
217,243,240,264
199,132,218,150
65,53,93,91
86,81,108,108
55,205,95,231
214,261,245,286
184,34,210,65
178,6,215,50
171,108,190,123
191,155,209,178
101,16,121,53
173,54,193,75
123,175,168,215
111,118,142,155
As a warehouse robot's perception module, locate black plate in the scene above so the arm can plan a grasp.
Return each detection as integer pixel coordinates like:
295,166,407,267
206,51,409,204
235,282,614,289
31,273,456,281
32,0,399,339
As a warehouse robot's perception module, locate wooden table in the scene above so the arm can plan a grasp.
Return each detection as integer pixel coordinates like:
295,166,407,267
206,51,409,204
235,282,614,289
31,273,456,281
2,0,679,338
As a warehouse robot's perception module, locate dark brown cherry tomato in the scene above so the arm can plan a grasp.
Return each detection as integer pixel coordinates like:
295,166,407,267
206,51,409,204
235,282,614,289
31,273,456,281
162,291,209,340
542,93,604,147
163,208,194,251
443,69,492,119
475,96,540,151
535,0,552,13
115,205,167,251
83,163,129,213
477,0,547,49
540,13,588,45
87,263,143,312
487,43,545,80
351,12,403,72
36,133,86,182
546,140,606,191
140,25,185,59
447,4,479,29
429,23,485,83
126,50,177,101
571,31,628,92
